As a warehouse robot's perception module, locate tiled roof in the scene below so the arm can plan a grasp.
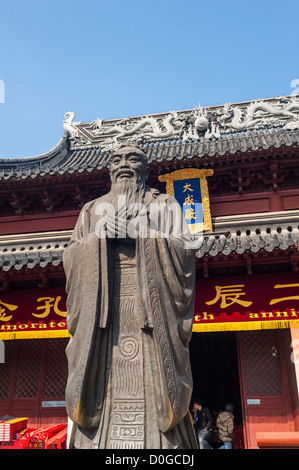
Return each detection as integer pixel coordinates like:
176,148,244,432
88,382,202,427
1,95,299,181
197,210,299,258
1,211,298,271
0,231,69,271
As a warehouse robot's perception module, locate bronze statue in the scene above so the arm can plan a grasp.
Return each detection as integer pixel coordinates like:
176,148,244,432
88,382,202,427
64,143,198,449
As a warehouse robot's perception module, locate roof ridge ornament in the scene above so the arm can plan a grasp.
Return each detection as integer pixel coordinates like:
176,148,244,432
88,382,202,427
64,95,299,152
63,111,89,145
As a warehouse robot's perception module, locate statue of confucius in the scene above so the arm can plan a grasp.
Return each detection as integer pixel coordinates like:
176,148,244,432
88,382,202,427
63,143,198,449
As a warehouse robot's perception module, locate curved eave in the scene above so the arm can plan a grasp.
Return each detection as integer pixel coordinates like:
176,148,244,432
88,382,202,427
0,136,70,180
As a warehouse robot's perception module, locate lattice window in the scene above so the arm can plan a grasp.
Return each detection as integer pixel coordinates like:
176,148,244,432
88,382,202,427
42,338,68,399
242,330,282,396
13,340,43,398
0,340,14,399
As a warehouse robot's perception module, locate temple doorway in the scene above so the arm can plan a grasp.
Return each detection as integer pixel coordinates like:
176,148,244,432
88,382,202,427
189,331,243,447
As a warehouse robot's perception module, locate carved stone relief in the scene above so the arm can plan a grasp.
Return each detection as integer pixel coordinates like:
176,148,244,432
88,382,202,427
63,95,299,152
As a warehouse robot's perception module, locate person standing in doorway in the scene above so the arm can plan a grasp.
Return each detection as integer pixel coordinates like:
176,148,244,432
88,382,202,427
216,403,234,449
192,399,213,449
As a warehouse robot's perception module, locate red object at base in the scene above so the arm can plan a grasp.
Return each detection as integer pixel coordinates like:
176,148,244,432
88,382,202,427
19,424,67,449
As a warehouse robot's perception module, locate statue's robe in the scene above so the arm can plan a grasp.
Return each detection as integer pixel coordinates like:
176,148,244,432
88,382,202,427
63,187,198,449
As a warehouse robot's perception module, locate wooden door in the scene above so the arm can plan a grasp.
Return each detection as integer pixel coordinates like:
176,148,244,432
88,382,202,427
238,330,294,448
0,338,68,428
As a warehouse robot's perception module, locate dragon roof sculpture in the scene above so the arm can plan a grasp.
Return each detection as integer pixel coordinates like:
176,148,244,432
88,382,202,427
0,94,299,180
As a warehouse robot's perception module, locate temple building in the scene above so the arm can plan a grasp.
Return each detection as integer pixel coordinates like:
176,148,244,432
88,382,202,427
1,94,299,449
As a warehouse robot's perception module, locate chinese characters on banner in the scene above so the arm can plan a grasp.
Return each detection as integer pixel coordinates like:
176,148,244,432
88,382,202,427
173,178,203,233
1,273,299,338
0,287,69,339
158,168,214,233
193,272,299,332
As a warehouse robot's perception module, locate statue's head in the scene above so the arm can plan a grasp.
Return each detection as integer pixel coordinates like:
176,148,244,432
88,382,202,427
109,143,149,186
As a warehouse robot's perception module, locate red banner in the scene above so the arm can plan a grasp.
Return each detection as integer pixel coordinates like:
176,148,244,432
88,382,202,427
193,271,299,332
0,287,69,339
1,271,299,339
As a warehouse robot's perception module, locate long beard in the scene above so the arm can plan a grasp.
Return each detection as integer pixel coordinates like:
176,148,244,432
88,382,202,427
107,178,147,218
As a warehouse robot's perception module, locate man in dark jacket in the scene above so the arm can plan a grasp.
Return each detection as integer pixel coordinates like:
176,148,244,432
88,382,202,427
192,399,213,449
216,403,234,449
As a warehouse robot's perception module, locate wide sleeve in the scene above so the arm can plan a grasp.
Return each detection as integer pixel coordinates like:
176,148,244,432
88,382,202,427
63,203,100,336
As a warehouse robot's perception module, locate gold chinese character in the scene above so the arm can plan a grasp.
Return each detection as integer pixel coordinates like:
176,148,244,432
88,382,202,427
185,208,197,220
183,194,195,206
206,285,253,309
0,300,18,322
269,283,299,305
183,183,194,192
32,296,67,318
